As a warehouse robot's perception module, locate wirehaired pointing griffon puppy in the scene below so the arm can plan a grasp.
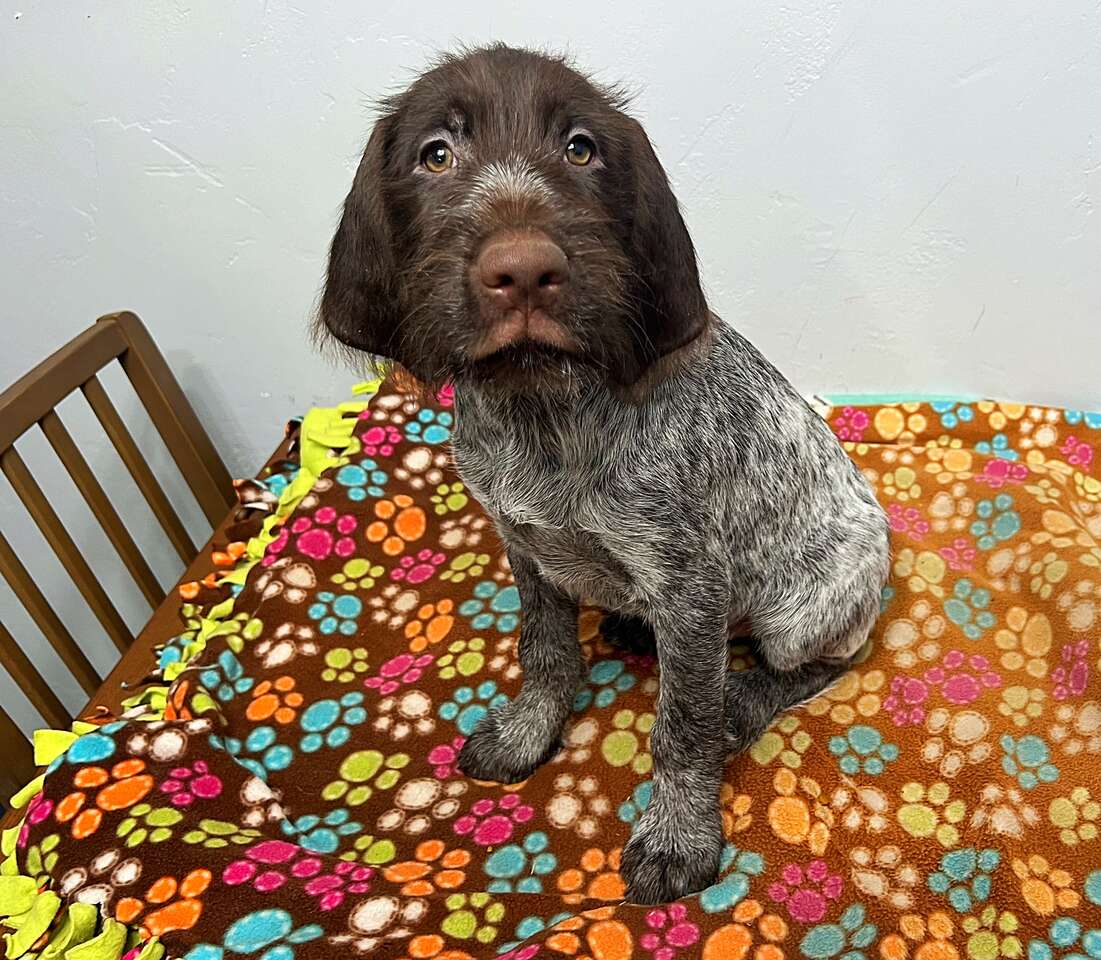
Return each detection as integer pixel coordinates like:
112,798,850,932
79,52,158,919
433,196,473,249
320,45,890,904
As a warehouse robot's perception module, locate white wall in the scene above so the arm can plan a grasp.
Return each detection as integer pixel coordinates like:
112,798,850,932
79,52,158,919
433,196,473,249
1,0,1100,730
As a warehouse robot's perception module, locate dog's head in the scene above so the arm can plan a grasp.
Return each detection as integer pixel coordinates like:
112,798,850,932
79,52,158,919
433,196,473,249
319,45,708,393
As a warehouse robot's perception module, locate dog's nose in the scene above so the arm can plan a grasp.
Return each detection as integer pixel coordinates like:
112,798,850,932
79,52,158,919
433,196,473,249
475,231,569,313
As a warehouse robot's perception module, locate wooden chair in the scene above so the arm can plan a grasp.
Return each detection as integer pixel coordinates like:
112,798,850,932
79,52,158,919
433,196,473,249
0,311,233,801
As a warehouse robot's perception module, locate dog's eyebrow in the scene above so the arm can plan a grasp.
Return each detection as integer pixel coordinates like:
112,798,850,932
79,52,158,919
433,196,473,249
444,108,467,136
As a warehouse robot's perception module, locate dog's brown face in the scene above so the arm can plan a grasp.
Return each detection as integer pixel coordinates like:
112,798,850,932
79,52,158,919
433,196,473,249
320,45,707,392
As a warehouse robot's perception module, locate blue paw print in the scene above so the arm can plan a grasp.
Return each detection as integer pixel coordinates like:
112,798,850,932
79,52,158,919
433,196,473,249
307,592,363,636
975,433,1020,461
201,650,255,702
1027,917,1101,960
932,402,974,430
1065,409,1101,430
944,578,997,640
1001,734,1059,789
210,727,293,781
828,725,899,775
184,908,323,960
971,494,1022,550
63,729,119,767
700,843,765,913
159,632,194,671
459,581,521,633
438,680,510,735
299,693,368,752
880,585,896,612
573,660,636,711
928,847,1000,913
280,808,363,853
617,781,652,823
501,912,575,955
484,831,557,893
335,458,388,502
405,408,453,444
799,903,877,960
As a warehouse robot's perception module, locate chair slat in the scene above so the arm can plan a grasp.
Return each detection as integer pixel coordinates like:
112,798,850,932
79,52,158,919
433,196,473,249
0,619,69,728
1,447,133,654
0,703,35,806
0,529,101,694
39,411,165,609
81,375,197,563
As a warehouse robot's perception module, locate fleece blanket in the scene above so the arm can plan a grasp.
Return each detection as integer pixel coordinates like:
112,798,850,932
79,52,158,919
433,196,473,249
4,378,1101,960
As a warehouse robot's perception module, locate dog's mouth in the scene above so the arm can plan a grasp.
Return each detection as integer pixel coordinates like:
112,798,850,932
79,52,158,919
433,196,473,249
468,339,579,375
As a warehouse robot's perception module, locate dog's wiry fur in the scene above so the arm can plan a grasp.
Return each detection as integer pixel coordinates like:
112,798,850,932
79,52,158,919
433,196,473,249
319,44,891,904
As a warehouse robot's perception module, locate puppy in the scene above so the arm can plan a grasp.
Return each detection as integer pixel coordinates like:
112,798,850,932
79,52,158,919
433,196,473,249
320,45,890,904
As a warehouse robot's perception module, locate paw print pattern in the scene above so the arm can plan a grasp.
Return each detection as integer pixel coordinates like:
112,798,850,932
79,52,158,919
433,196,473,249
430,481,468,516
1049,786,1101,845
849,844,920,911
160,761,223,808
971,494,1022,549
1012,854,1081,915
321,646,369,683
897,780,966,846
999,685,1046,728
404,599,455,652
55,759,156,840
372,689,435,740
437,680,510,736
556,847,625,903
1051,639,1090,701
928,847,1000,912
376,778,467,835
440,891,504,945
390,547,446,584
116,804,185,847
303,861,375,911
1026,917,1101,960
359,423,402,457
798,903,877,960
365,652,435,696
307,592,363,637
280,808,362,854
180,818,261,849
1001,733,1059,789
924,650,1002,704
639,902,700,959
114,868,212,937
335,459,388,502
751,714,813,769
699,843,765,914
404,408,453,445
366,495,426,556
383,838,470,895
618,781,653,824
298,692,368,752
454,794,533,846
944,579,997,640
600,709,654,773
959,907,1023,959
321,749,410,806
546,772,611,838
246,677,304,726
768,859,843,924
254,624,318,671
828,725,899,775
439,551,491,584
573,660,636,711
199,650,254,703
459,581,521,634
484,830,556,893
209,727,293,780
254,559,316,604
290,507,359,562
330,558,385,593
436,637,486,680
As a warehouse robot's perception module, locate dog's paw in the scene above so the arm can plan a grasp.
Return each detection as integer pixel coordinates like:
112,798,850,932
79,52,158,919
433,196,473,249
457,705,562,785
620,803,723,904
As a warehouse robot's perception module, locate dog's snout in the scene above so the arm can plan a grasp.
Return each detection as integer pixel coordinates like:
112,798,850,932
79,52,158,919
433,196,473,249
475,232,569,313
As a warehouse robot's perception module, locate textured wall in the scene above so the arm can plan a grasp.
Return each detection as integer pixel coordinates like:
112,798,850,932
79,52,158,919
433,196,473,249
1,0,1100,727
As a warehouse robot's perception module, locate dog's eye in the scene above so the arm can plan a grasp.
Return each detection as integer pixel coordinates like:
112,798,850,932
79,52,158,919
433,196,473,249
421,141,455,173
565,134,596,166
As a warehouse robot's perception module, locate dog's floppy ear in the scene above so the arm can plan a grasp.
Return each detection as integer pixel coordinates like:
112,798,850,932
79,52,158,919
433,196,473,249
320,115,401,360
619,117,708,381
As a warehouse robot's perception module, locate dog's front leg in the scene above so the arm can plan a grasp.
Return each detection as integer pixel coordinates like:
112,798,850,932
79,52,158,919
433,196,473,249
621,588,728,903
457,548,582,784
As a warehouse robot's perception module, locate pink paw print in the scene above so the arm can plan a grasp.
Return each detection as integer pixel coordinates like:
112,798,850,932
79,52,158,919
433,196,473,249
264,507,357,563
939,537,976,572
222,839,322,893
454,794,533,846
1062,435,1094,468
640,902,700,960
427,736,466,779
768,859,843,924
1052,640,1090,701
888,504,931,541
304,861,375,911
365,652,435,696
390,548,447,584
833,406,870,442
977,458,1029,488
883,675,929,726
360,424,402,457
924,650,1001,705
160,760,222,807
436,383,454,408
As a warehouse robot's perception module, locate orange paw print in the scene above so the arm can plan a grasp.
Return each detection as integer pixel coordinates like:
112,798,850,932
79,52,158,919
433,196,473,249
404,599,455,652
383,838,469,895
367,495,426,556
115,868,212,936
556,847,626,903
56,759,154,839
211,541,248,569
246,676,304,725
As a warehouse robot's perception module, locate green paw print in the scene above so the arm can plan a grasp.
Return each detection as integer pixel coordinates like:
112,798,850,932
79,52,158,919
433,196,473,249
829,725,899,775
441,892,505,945
752,714,813,769
116,803,184,847
22,834,60,883
321,750,410,805
601,709,654,774
799,903,877,960
330,558,384,592
338,834,397,865
617,781,652,824
961,907,1021,960
440,552,491,584
1001,734,1059,790
944,579,997,640
928,847,1000,913
459,581,521,633
430,481,469,516
437,637,486,680
1027,917,1101,960
321,646,370,683
181,818,261,849
216,613,265,654
971,494,1022,550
